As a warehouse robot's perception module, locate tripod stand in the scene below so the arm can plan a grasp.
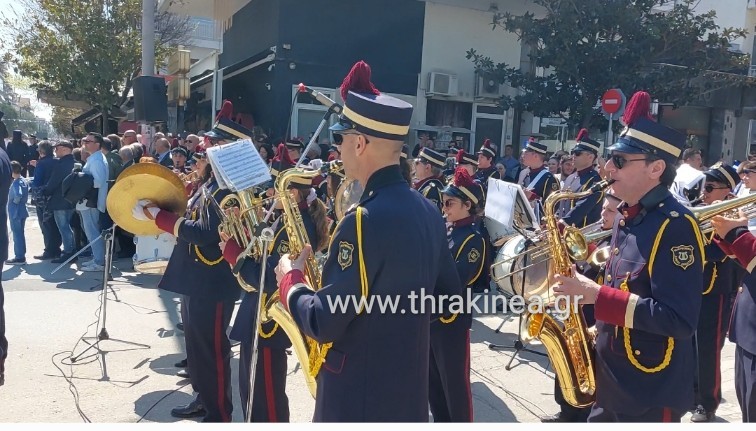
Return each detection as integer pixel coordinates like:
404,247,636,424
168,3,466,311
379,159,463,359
486,249,547,370
68,226,150,375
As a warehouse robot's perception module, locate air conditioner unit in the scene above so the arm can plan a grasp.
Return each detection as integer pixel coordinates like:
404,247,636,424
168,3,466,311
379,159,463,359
427,72,458,97
475,71,502,98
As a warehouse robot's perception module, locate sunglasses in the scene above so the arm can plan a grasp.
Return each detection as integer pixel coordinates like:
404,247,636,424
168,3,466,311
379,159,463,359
443,199,460,208
610,154,649,169
704,184,730,193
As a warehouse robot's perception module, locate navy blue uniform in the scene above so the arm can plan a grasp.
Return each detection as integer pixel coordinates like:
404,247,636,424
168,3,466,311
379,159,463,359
280,165,462,422
154,177,240,422
589,185,704,422
414,176,444,212
474,166,501,193
713,227,756,422
429,216,487,422
694,235,740,415
227,204,319,422
523,166,560,201
0,149,11,385
562,167,603,228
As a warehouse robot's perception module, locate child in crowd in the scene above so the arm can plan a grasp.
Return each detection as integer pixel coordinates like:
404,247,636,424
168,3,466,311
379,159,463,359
7,161,29,265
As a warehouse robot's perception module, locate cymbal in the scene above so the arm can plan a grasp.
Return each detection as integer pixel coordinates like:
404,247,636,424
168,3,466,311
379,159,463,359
106,163,188,236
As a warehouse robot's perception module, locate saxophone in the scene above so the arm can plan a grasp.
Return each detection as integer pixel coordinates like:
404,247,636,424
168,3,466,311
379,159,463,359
262,160,343,399
522,179,612,408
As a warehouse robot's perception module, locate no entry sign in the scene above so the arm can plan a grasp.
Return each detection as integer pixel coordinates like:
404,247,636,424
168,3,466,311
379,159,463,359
601,89,624,115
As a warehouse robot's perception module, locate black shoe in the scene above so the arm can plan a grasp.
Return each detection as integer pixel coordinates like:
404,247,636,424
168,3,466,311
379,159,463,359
174,358,188,368
691,405,715,422
33,253,59,260
170,400,205,418
6,258,26,265
51,254,77,264
0,372,4,387
541,412,569,423
176,322,184,331
177,369,190,378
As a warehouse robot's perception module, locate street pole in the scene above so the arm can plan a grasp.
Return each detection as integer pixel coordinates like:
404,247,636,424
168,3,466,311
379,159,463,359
142,0,155,76
607,116,613,157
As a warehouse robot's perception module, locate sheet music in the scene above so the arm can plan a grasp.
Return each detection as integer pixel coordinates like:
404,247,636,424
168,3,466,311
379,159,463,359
484,178,538,241
206,139,272,192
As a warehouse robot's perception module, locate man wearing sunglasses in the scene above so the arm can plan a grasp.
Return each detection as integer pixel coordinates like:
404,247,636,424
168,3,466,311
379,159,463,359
557,129,604,229
274,61,462,422
413,147,446,212
553,91,704,422
519,139,559,219
690,162,742,422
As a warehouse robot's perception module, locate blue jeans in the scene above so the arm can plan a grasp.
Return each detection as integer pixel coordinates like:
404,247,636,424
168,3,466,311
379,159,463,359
53,209,76,254
9,217,26,260
78,208,105,266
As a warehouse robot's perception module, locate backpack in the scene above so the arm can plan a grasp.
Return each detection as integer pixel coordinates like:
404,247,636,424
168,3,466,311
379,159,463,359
61,171,97,206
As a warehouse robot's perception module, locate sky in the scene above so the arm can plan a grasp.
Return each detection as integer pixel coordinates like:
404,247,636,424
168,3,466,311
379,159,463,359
1,0,53,121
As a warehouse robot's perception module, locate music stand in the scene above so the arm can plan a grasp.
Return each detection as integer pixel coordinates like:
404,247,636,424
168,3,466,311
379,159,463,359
68,226,150,374
485,242,547,370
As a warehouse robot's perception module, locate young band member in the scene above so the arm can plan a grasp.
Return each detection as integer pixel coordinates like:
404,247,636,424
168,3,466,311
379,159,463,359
474,139,501,191
552,91,704,422
273,60,462,422
519,139,559,220
710,201,756,422
130,107,254,422
220,144,329,421
558,129,603,226
429,167,488,422
691,163,742,422
413,147,447,211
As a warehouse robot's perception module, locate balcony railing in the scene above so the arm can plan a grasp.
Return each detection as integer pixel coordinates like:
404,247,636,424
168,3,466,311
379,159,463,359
189,17,220,41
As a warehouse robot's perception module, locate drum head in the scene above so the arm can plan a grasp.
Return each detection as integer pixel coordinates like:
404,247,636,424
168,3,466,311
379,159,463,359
492,235,550,300
133,234,175,275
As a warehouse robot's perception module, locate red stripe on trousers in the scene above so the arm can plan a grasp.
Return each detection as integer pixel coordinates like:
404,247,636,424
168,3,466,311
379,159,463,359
214,303,229,422
465,330,474,422
662,407,671,422
263,347,278,421
713,295,724,405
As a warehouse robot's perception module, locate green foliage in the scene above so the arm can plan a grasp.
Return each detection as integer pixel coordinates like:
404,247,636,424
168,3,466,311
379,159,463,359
467,0,749,128
0,0,191,131
0,101,41,135
50,106,86,137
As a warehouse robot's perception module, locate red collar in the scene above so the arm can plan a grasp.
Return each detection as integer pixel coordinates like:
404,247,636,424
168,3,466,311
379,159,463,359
453,216,475,228
621,203,642,220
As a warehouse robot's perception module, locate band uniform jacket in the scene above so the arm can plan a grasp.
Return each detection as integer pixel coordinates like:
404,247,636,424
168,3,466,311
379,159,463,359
414,175,445,212
281,165,463,422
154,177,241,302
229,205,319,349
562,167,603,228
592,185,704,414
436,216,487,330
714,227,756,356
474,166,501,193
523,166,559,201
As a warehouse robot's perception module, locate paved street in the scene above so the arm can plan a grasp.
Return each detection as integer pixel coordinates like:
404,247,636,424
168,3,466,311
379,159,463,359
0,210,743,423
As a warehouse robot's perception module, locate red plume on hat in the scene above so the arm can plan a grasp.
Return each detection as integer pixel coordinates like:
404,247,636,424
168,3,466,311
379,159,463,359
621,91,653,126
576,128,589,142
453,166,476,189
483,138,492,149
215,99,233,123
456,149,467,164
340,60,381,101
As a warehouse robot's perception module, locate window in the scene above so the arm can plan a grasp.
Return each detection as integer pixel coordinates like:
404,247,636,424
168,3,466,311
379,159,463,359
426,99,472,129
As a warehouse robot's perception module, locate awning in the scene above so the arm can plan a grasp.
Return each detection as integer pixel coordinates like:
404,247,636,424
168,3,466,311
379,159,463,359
220,48,275,80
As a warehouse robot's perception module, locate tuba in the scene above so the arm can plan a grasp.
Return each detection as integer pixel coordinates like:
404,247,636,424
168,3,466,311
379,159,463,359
521,179,613,408
261,160,344,399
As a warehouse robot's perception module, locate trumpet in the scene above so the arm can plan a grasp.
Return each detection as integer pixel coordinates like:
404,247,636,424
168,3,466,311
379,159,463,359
178,170,200,183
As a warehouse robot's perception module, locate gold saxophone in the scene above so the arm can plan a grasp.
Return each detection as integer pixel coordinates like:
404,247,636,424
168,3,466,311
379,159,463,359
262,160,344,399
522,179,613,408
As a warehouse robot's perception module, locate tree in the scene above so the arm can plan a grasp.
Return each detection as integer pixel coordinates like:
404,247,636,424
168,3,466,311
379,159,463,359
0,0,191,133
466,0,749,128
51,106,86,137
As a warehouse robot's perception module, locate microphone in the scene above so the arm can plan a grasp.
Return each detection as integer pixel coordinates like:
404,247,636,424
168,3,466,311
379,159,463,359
298,83,342,114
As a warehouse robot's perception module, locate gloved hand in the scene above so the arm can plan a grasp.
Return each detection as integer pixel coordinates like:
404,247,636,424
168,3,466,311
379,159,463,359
133,199,160,221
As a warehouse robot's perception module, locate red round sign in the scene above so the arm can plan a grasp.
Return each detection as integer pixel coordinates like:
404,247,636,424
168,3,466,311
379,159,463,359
601,89,623,114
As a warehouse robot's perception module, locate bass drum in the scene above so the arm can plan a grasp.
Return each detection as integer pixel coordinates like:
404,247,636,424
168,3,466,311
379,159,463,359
492,235,550,299
133,233,176,275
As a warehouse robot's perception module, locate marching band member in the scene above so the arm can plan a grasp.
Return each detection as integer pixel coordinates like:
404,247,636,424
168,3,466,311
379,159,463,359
130,110,253,422
171,146,191,174
552,91,704,422
274,60,462,422
691,162,742,422
559,130,604,227
519,139,559,220
220,144,329,422
455,150,478,178
710,210,756,422
474,139,501,191
400,144,412,185
429,167,487,422
413,147,447,211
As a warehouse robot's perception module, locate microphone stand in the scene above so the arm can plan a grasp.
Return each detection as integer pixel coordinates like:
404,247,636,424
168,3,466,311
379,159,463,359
245,227,275,422
68,225,150,378
295,103,342,169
